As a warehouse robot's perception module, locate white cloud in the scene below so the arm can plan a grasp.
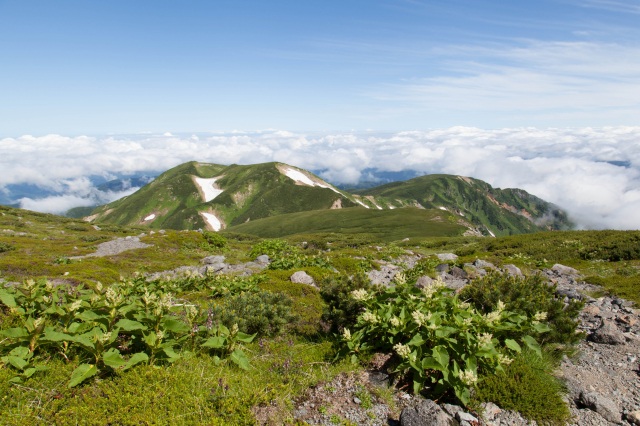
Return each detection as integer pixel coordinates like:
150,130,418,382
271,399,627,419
1,127,639,229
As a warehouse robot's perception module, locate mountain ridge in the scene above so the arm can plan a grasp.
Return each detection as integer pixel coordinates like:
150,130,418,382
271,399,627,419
86,161,573,237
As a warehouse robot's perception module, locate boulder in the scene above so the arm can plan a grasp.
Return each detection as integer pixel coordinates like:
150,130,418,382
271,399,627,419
552,263,579,276
474,259,495,270
400,399,459,426
415,276,434,288
290,271,315,286
202,255,225,265
255,255,270,264
503,264,522,277
437,253,458,261
579,391,622,423
589,319,626,345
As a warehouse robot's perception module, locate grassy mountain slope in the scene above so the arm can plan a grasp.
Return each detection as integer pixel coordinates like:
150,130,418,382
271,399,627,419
359,174,571,236
88,161,356,230
88,161,571,237
226,207,468,241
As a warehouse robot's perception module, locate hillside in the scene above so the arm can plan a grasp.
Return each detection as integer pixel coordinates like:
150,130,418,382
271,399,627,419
87,161,572,237
358,174,572,236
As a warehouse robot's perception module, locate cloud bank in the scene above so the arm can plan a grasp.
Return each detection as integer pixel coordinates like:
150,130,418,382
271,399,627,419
1,127,639,229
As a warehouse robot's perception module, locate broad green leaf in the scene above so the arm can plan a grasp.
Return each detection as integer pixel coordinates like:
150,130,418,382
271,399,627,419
522,335,542,357
1,327,28,338
42,329,74,342
115,319,146,331
212,355,221,366
123,352,149,371
6,356,28,371
432,346,449,369
102,349,126,368
235,332,256,343
533,322,551,333
8,346,31,359
202,336,225,349
421,356,441,371
0,289,17,308
23,367,37,378
407,333,425,347
504,339,521,352
71,333,95,350
162,347,181,363
435,326,457,338
68,364,98,387
9,376,23,384
229,349,250,370
162,318,189,334
77,310,104,321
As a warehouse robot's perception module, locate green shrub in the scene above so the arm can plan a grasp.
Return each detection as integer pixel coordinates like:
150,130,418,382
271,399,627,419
0,242,15,253
319,273,370,333
249,239,294,259
473,349,570,425
210,290,296,336
459,272,584,345
203,231,228,249
404,257,441,284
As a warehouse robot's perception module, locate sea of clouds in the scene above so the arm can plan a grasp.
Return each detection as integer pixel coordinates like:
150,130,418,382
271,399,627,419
1,127,639,230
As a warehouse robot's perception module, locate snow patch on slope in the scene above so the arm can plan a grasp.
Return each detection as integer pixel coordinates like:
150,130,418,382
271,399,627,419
193,176,223,202
200,212,223,231
144,213,156,221
280,166,341,195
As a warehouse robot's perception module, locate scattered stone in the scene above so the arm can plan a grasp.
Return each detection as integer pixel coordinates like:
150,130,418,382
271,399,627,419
415,276,433,288
290,271,315,286
552,263,579,276
455,411,478,424
474,259,495,269
437,253,458,261
436,264,450,275
589,319,626,345
202,255,225,265
579,391,622,423
400,399,458,426
503,264,523,276
255,255,270,264
449,266,468,279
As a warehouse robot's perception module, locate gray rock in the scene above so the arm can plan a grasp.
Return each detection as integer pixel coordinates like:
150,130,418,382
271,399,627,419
255,255,270,264
580,391,622,423
503,264,523,277
290,271,315,286
437,253,458,261
552,263,579,276
415,276,434,288
450,266,468,279
589,319,626,345
202,255,226,265
368,264,399,286
400,399,459,426
474,259,495,269
436,263,450,275
456,411,478,424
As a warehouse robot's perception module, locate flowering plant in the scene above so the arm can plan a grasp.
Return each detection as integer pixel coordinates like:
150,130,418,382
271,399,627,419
338,276,549,405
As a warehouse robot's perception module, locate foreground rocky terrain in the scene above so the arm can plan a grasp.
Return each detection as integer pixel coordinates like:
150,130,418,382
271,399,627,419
78,237,640,425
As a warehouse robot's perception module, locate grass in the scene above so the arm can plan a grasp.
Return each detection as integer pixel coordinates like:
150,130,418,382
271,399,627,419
226,207,467,241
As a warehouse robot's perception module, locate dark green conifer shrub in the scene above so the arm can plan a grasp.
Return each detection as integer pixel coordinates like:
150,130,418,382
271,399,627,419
459,272,584,345
319,273,370,333
203,231,228,249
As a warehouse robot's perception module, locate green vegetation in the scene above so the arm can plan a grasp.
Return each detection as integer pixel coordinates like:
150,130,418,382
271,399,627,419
0,204,638,423
228,207,467,241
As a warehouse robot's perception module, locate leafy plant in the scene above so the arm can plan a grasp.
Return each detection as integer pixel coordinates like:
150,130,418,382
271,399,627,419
203,231,228,249
337,277,549,405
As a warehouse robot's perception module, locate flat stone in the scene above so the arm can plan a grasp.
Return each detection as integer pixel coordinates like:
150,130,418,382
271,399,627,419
552,263,579,276
474,259,495,269
255,255,270,264
579,391,622,423
400,399,458,426
202,255,226,264
503,264,523,276
589,319,626,345
627,410,640,425
437,253,458,261
415,276,434,288
290,271,316,286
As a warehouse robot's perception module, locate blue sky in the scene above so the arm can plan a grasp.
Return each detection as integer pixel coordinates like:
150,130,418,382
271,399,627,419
1,0,639,135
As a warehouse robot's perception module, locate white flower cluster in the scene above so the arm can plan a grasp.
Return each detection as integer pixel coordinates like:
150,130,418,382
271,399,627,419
498,354,513,365
351,288,370,301
69,299,83,312
342,328,352,341
411,310,432,327
394,343,411,358
533,311,548,322
459,369,478,386
477,332,493,347
360,310,379,324
390,316,401,328
394,273,407,285
421,277,446,299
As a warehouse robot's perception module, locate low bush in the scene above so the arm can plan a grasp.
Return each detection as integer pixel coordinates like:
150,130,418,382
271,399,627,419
203,231,228,249
459,272,584,345
210,290,296,336
319,273,370,333
473,348,571,425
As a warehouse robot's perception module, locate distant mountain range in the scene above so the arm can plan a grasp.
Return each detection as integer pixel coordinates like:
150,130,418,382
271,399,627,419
85,161,572,238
